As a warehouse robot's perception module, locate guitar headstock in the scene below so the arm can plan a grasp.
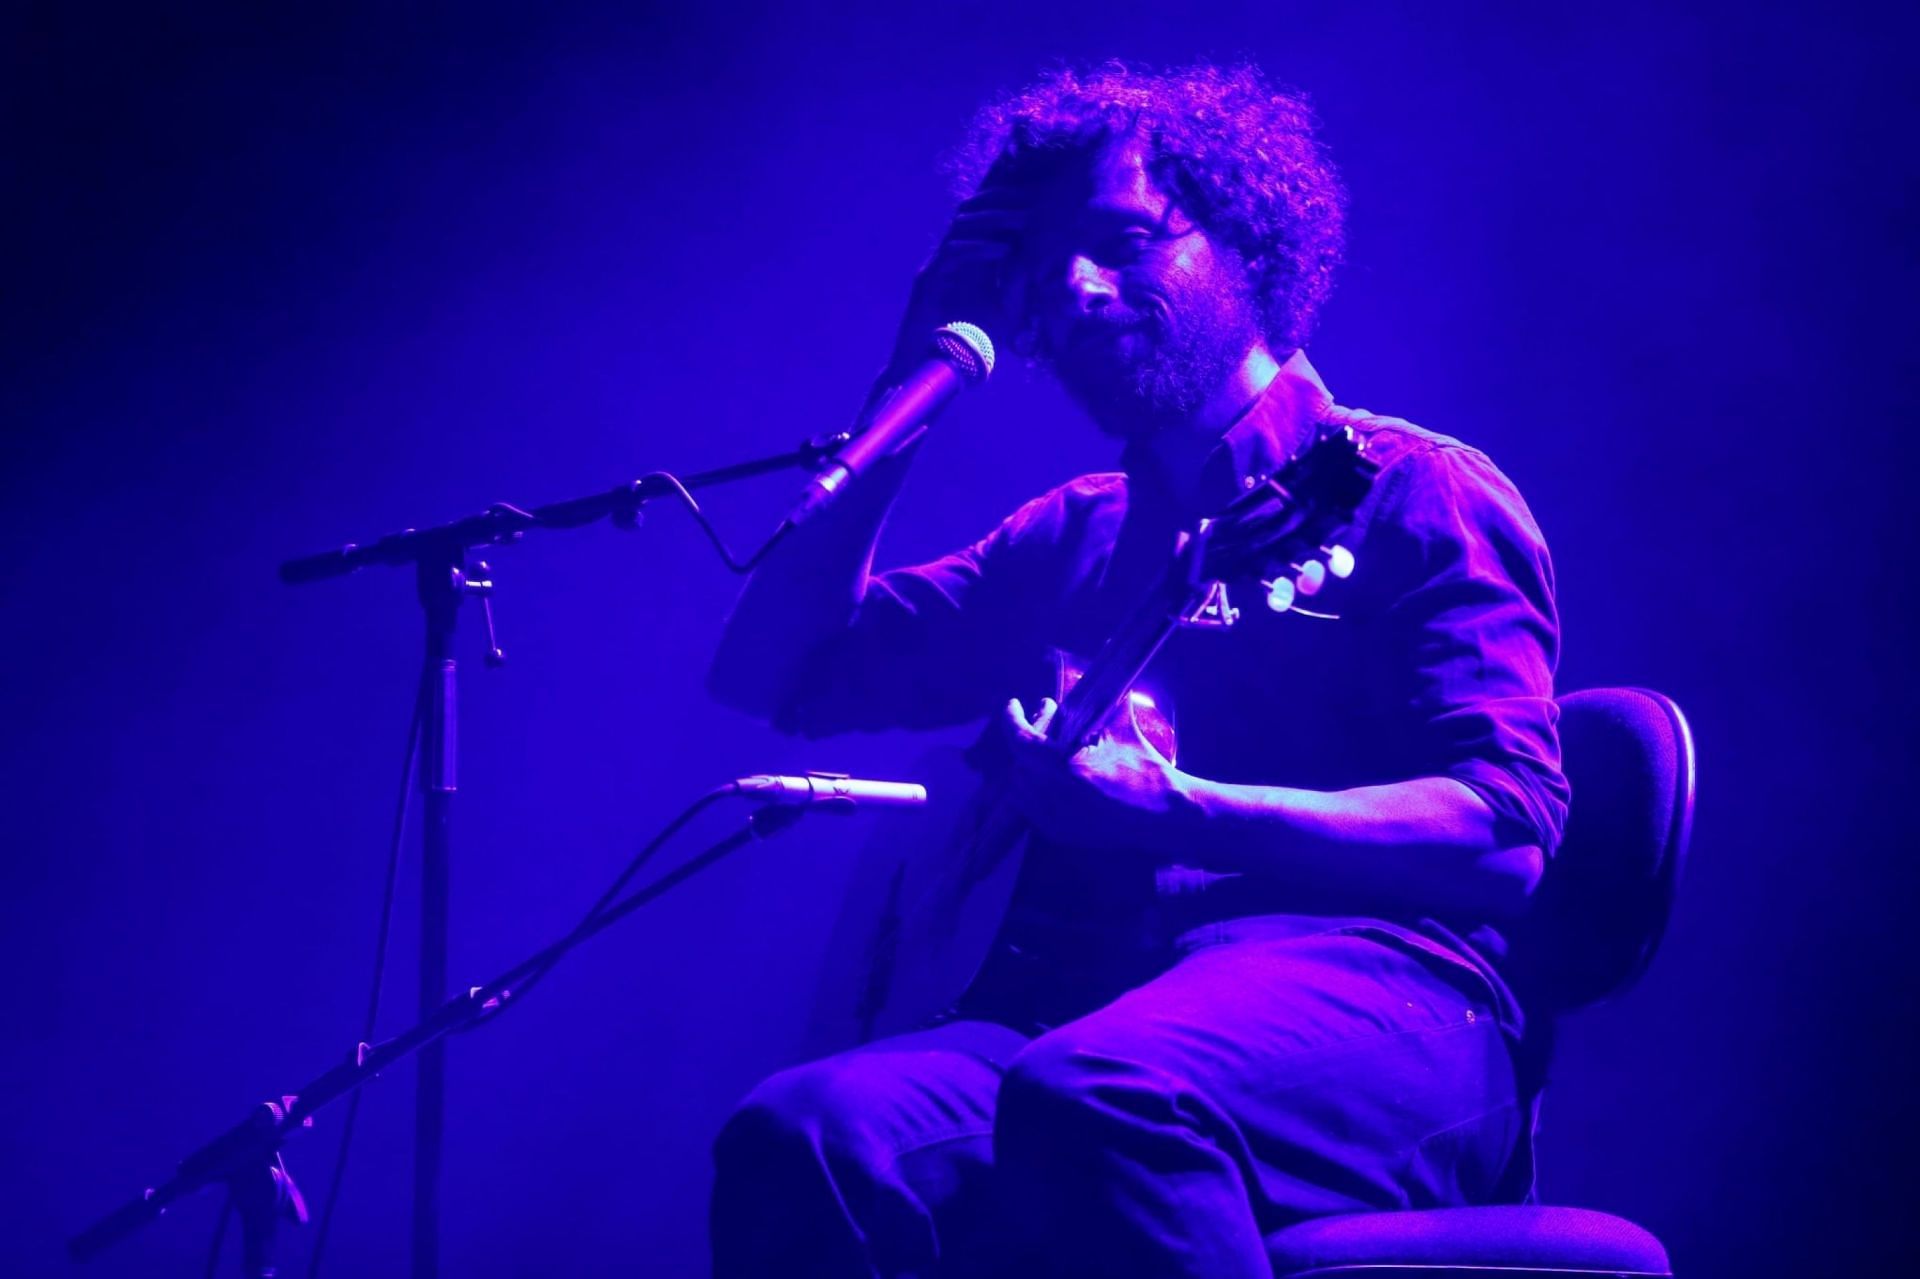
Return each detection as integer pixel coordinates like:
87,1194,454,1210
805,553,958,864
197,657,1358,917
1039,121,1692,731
1048,425,1379,755
1186,425,1379,611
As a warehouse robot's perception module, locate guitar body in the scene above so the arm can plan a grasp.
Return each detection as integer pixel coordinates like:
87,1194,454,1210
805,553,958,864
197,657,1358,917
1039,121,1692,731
805,663,1178,1049
804,741,1028,1049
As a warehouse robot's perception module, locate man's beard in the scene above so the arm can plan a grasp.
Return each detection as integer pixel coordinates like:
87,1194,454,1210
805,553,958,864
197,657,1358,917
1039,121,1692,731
1047,293,1260,441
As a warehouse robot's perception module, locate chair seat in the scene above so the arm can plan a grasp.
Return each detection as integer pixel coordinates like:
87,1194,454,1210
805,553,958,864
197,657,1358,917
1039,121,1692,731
1267,1206,1672,1277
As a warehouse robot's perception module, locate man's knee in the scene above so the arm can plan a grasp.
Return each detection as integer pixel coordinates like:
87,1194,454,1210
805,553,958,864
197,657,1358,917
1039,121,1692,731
714,1055,875,1168
711,1057,899,1277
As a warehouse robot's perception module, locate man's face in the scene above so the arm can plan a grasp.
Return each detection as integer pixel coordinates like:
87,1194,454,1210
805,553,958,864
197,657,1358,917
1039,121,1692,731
1015,139,1263,440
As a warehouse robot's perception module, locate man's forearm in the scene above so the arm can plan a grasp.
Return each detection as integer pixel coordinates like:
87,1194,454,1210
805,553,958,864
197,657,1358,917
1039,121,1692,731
705,448,915,720
1167,772,1543,921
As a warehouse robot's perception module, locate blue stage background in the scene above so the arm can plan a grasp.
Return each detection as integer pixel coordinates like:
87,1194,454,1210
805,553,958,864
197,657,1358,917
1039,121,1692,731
5,4,1913,1274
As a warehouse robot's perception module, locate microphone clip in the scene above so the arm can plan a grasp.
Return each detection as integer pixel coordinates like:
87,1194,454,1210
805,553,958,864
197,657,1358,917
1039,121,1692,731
798,771,863,817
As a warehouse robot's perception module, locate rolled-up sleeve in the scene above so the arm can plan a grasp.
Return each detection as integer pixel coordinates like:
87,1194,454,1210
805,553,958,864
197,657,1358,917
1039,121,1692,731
1370,443,1570,855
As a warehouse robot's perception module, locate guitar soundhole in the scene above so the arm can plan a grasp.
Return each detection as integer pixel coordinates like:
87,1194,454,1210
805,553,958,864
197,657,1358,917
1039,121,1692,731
1053,650,1177,765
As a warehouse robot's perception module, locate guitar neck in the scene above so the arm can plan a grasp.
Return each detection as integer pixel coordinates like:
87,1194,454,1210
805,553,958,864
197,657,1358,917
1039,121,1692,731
1052,578,1187,753
1044,425,1377,758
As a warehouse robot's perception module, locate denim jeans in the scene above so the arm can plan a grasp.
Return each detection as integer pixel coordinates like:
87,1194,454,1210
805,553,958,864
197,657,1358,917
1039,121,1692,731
710,919,1522,1279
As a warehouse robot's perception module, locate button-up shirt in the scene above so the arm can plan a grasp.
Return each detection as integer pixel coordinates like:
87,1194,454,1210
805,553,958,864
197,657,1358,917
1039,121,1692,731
776,351,1568,1036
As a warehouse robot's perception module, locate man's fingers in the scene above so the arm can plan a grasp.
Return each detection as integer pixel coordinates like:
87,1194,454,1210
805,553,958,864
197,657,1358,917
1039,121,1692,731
950,200,1027,227
930,233,1020,270
1005,696,1059,741
1032,696,1059,736
956,183,1035,216
941,208,1027,258
940,211,1021,241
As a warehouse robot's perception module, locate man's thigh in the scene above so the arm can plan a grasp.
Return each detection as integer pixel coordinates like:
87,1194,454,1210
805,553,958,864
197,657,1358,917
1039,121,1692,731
1002,924,1523,1221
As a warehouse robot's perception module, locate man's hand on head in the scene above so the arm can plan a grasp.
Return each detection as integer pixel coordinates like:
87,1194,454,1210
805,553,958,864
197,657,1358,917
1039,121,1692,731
884,165,1037,383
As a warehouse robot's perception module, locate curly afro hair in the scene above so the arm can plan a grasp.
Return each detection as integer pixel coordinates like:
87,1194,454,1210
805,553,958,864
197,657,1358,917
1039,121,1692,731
952,60,1346,352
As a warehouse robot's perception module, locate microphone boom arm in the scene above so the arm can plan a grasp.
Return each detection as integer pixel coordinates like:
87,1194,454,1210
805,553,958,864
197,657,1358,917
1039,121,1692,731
279,442,829,586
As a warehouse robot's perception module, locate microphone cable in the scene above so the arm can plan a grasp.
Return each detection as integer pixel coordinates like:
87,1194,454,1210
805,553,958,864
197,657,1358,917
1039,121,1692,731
627,470,789,576
301,664,427,1279
445,783,740,1027
480,469,789,578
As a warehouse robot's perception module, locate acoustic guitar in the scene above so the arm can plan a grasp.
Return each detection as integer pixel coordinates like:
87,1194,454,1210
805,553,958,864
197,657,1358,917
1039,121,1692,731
808,425,1380,1047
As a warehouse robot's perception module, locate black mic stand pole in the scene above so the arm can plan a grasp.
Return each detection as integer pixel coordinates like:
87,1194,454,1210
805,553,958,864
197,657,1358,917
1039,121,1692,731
412,545,460,1279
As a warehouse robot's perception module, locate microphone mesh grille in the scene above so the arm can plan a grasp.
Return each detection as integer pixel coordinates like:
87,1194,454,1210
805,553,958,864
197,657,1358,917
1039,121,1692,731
933,322,996,382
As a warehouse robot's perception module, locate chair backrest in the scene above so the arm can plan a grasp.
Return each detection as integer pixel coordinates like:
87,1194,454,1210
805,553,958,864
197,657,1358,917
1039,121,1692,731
1508,687,1696,1014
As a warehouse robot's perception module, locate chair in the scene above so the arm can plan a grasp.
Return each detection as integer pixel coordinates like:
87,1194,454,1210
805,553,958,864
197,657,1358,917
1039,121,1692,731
1265,686,1697,1278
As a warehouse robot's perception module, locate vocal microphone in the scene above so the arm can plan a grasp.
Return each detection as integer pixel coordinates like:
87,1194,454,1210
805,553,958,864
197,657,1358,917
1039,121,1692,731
731,772,929,808
787,322,996,525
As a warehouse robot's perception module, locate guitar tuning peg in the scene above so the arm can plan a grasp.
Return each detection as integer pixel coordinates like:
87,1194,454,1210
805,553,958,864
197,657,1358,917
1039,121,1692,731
1290,559,1327,597
1264,577,1295,614
1321,544,1355,579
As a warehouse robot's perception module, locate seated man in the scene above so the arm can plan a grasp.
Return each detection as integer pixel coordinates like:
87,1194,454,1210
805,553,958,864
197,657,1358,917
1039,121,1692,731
705,60,1566,1279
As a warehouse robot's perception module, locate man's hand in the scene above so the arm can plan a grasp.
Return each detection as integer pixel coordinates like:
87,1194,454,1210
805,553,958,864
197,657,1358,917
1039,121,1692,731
1001,696,1193,853
881,167,1036,385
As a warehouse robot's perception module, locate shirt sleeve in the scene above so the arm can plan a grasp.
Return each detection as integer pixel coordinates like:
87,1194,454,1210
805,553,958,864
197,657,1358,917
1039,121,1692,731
1365,442,1570,856
770,483,1088,737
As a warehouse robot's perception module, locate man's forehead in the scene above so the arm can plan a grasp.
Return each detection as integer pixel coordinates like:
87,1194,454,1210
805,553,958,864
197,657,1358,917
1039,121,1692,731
1087,139,1164,211
1031,137,1181,229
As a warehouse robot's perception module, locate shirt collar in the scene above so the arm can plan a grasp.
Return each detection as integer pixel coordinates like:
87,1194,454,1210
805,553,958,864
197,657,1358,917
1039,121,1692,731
1122,349,1334,517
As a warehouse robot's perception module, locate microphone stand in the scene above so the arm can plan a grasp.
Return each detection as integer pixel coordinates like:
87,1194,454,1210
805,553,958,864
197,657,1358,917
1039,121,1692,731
262,442,825,1279
66,799,815,1275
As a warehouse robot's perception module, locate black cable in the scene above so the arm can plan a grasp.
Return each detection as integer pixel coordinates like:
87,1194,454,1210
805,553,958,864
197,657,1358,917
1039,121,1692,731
738,518,792,573
451,784,740,1027
637,470,764,568
484,473,792,577
615,472,791,575
463,796,804,1031
204,1193,232,1279
304,663,427,1279
576,784,738,926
